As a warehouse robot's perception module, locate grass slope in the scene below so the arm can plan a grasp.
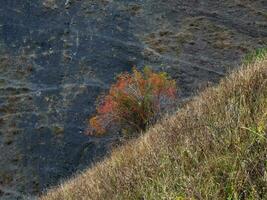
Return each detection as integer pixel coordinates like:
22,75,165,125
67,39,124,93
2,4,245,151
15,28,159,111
41,57,267,200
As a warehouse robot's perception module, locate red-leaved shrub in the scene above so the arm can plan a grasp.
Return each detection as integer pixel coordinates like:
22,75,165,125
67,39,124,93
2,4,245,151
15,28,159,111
87,67,177,137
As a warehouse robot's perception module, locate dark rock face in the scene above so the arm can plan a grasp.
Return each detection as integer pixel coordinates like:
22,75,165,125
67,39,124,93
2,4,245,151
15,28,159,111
0,0,266,199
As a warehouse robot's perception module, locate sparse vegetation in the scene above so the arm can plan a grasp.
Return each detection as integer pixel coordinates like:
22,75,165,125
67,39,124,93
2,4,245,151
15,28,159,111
88,67,177,137
43,0,58,9
41,54,267,200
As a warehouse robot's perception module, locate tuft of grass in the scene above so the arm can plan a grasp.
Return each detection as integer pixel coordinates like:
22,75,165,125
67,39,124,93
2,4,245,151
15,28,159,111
43,0,58,9
41,56,267,200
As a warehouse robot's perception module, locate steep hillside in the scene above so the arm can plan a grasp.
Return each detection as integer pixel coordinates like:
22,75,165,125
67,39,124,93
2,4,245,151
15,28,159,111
42,56,267,199
0,0,266,198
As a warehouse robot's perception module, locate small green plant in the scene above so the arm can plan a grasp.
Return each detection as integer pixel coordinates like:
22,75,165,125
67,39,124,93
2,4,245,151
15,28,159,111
242,111,267,143
243,47,267,64
87,67,178,137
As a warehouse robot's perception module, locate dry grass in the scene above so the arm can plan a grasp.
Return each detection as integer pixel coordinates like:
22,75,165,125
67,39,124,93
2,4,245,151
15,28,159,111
41,56,267,200
42,0,58,9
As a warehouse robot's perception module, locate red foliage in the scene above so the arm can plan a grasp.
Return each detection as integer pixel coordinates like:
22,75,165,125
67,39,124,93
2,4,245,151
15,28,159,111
87,67,178,137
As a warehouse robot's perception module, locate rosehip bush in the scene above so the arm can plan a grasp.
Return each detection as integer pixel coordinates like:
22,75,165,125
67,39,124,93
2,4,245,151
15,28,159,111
87,67,178,137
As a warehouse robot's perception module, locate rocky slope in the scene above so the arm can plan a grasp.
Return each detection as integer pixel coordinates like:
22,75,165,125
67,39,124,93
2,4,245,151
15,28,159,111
0,0,266,199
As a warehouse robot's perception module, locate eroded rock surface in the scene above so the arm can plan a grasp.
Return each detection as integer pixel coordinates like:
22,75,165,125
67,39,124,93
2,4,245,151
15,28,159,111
0,0,266,199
